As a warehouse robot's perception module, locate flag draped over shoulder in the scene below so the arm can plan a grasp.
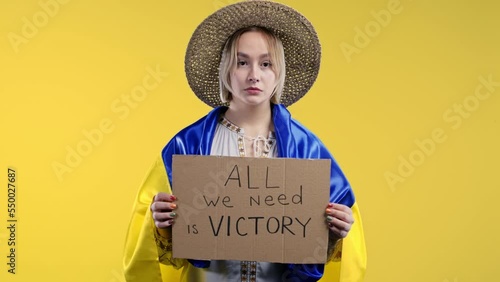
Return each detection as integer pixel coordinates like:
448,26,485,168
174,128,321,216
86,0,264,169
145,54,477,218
123,104,366,281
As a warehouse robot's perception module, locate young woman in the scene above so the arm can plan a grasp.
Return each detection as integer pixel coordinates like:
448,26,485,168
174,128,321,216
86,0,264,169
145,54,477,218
124,1,366,281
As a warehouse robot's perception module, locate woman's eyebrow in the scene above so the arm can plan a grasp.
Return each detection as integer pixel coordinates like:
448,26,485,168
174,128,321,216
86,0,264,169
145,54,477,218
237,52,270,59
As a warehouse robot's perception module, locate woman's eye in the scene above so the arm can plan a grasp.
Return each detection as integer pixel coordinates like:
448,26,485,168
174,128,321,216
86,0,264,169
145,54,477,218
237,60,247,66
262,61,272,67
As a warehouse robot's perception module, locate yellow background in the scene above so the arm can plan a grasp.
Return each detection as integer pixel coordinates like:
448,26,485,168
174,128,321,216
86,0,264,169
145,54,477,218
1,0,499,281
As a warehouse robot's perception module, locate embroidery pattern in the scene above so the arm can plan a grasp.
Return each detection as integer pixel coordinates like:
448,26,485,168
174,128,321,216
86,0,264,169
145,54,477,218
219,116,275,158
240,260,257,282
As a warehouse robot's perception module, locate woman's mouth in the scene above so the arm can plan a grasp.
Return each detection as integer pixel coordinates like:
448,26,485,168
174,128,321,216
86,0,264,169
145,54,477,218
245,87,262,94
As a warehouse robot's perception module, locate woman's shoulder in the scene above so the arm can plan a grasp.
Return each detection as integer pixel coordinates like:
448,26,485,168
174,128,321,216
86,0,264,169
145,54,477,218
274,104,322,143
161,106,227,156
173,107,226,140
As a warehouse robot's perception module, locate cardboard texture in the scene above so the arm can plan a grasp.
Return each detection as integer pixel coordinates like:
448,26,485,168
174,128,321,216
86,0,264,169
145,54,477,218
172,155,331,264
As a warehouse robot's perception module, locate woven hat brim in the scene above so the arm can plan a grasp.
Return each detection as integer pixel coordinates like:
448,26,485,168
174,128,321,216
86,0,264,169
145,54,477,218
185,0,321,107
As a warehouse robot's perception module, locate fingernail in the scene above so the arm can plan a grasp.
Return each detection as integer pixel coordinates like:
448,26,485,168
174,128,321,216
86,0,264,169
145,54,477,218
168,219,174,225
171,203,177,209
328,203,334,207
170,195,177,201
325,208,332,214
326,216,333,222
170,212,177,217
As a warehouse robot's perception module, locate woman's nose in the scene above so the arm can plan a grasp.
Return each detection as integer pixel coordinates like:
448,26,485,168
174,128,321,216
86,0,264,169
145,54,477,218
248,65,260,82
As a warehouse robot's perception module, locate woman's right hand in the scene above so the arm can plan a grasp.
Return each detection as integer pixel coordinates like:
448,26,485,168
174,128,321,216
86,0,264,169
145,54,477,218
151,192,177,229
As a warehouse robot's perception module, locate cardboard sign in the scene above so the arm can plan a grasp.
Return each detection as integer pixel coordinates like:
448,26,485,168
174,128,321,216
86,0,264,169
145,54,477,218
172,155,331,264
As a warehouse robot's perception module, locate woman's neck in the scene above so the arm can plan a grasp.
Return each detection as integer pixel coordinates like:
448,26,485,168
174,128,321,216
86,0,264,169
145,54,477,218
225,103,273,138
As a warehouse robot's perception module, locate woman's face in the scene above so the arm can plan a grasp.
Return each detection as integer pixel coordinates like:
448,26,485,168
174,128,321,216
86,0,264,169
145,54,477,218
229,31,277,109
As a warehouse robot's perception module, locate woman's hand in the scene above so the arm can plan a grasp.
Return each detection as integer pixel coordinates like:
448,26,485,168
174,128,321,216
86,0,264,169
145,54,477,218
151,192,177,229
325,203,354,240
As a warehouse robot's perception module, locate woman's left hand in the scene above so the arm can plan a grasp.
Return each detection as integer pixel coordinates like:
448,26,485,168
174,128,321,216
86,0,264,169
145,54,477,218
325,203,354,240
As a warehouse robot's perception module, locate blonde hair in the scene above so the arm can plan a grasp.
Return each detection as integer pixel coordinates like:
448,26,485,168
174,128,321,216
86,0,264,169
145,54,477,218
219,27,286,104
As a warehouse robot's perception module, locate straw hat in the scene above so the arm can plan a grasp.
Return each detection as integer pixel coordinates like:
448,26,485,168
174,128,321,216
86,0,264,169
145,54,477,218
185,0,321,107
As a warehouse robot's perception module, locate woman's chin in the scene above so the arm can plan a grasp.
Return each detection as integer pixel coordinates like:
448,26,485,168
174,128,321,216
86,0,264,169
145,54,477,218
231,98,271,109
